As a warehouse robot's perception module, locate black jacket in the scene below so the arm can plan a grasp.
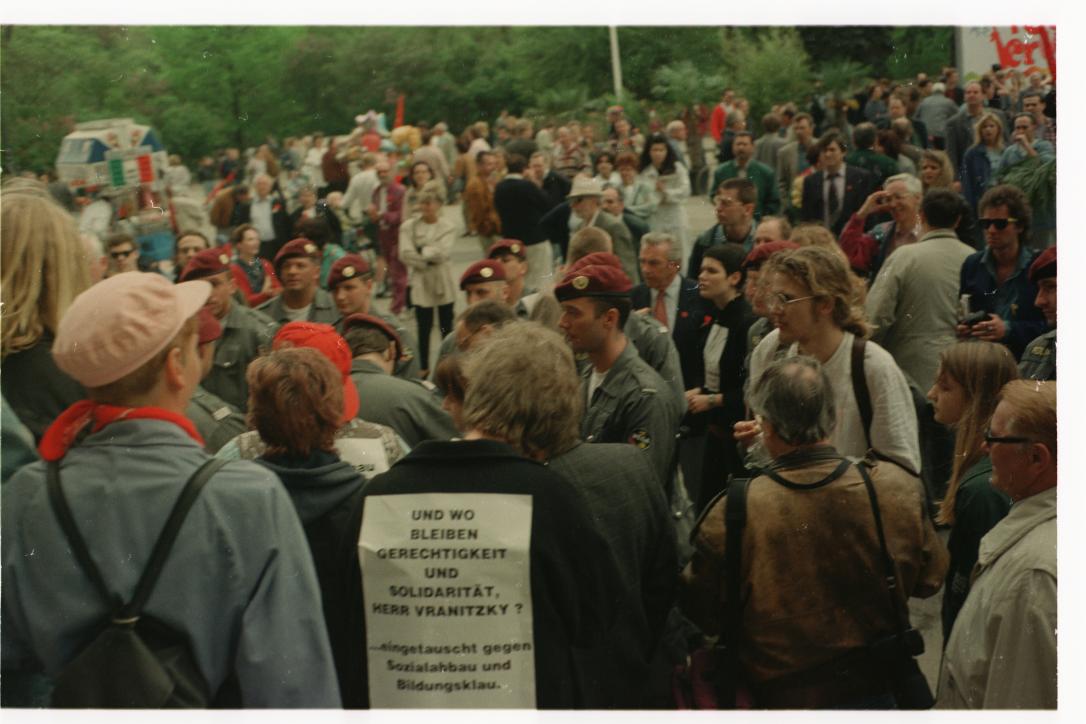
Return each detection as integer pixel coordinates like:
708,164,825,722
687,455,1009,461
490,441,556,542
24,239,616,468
494,176,552,245
800,165,877,237
336,439,622,708
631,277,709,390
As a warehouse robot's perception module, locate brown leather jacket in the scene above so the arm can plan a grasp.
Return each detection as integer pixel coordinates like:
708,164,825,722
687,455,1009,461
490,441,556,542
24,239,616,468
679,448,948,684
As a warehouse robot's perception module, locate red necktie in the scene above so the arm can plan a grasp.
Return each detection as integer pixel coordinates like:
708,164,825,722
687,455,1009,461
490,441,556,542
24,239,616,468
653,289,669,328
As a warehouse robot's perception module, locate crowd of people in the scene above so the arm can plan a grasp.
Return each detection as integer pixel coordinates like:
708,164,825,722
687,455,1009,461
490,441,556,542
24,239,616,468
0,61,1057,710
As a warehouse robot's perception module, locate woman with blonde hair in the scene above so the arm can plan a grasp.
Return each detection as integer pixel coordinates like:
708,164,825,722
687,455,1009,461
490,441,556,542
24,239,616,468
927,340,1018,642
960,111,1006,220
1,181,90,438
399,180,456,376
918,149,955,192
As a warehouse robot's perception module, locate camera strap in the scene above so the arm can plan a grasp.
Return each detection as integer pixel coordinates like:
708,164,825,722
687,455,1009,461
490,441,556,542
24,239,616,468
855,460,911,635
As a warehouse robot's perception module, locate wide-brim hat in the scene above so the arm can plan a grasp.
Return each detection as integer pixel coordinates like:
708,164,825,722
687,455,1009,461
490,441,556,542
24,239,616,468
567,176,604,199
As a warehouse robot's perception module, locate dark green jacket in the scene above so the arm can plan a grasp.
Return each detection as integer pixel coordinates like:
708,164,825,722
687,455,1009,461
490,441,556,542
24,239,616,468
710,159,781,219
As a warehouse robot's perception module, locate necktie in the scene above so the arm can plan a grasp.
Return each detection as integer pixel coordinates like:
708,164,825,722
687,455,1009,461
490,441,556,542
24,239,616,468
653,289,669,328
827,172,840,224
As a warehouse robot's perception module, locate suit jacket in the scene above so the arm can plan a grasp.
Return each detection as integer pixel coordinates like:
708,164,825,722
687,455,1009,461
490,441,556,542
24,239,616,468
774,139,812,209
592,211,637,282
494,176,552,245
800,165,876,236
631,277,708,389
232,192,291,246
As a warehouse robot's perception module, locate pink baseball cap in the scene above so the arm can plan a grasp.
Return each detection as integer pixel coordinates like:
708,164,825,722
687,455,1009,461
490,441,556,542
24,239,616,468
53,271,211,388
272,321,360,424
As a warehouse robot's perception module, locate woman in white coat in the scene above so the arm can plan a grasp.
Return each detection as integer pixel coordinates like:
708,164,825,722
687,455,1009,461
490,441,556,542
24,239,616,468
638,132,691,254
398,180,457,376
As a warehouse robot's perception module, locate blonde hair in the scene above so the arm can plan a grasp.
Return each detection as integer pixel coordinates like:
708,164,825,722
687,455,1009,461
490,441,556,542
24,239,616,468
934,341,1019,525
461,321,582,459
920,150,955,191
2,181,91,357
766,245,869,338
972,111,1006,151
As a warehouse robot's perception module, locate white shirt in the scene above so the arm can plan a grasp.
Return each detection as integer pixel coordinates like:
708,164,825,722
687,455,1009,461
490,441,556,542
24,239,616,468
747,328,920,473
587,367,608,406
282,302,312,323
342,169,380,223
702,325,729,392
250,195,276,242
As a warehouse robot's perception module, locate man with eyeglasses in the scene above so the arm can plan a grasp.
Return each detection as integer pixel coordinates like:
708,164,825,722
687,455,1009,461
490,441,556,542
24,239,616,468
740,246,920,475
937,380,1056,709
956,185,1046,360
104,233,143,277
688,178,758,278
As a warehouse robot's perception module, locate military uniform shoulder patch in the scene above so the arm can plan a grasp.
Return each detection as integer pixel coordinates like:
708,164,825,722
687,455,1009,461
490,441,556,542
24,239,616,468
212,406,233,421
629,429,652,450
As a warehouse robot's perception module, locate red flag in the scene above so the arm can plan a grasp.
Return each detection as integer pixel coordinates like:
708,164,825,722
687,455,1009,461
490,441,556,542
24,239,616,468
394,93,405,129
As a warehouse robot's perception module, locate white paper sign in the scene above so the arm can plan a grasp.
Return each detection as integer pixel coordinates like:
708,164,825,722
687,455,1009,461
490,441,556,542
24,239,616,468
359,493,536,708
336,438,391,477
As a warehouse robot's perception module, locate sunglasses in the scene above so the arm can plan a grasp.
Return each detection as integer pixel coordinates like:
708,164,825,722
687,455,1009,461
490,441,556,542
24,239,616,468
110,249,135,260
983,427,1033,446
978,217,1018,230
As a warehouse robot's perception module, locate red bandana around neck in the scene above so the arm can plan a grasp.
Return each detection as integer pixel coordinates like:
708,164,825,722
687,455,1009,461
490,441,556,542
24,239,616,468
38,400,205,461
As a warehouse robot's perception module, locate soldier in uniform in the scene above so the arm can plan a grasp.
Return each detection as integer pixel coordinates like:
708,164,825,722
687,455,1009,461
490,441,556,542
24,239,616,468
433,259,515,363
179,248,277,411
1018,246,1056,381
340,313,457,447
255,238,339,325
327,254,421,381
555,262,679,486
186,308,247,453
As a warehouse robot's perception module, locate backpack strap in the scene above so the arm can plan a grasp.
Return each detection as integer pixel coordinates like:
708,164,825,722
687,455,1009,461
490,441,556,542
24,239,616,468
850,336,874,450
47,458,228,622
719,476,751,699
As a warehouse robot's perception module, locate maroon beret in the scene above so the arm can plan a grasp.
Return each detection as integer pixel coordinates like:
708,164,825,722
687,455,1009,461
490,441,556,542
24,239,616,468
327,254,374,289
743,240,800,270
1028,245,1056,282
566,251,624,274
554,263,633,302
459,259,507,289
274,237,321,274
487,239,527,260
342,313,403,359
179,248,232,282
197,307,223,345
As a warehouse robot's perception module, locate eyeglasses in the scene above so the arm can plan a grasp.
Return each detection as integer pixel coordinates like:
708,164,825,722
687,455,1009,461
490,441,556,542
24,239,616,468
110,249,135,260
768,292,817,311
984,428,1033,446
978,217,1019,230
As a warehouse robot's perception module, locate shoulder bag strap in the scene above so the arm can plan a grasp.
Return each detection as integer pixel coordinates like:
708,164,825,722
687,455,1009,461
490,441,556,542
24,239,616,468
719,476,751,696
120,458,228,620
850,336,874,450
854,461,909,633
46,461,118,608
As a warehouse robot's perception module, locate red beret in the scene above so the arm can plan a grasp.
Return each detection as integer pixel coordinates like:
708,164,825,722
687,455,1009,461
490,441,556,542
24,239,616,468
327,254,374,289
272,321,359,424
554,263,632,302
566,251,624,274
197,307,223,345
460,259,507,289
179,248,232,282
487,239,527,260
743,240,800,270
342,313,403,360
1028,245,1056,282
274,238,321,274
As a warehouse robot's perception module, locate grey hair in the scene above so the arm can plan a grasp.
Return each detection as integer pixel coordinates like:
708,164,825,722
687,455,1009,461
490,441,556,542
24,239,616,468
461,320,582,459
884,173,922,197
748,355,836,446
640,232,682,263
415,179,447,205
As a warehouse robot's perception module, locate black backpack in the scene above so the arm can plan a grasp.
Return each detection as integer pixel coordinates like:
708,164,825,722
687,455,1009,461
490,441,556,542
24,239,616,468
45,458,227,708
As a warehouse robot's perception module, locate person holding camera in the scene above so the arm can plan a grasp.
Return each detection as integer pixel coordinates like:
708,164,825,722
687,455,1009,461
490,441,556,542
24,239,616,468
837,173,923,281
680,355,948,709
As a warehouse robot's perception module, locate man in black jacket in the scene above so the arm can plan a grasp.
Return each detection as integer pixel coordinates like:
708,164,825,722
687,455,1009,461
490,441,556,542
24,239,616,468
800,131,877,237
494,154,555,291
232,173,291,260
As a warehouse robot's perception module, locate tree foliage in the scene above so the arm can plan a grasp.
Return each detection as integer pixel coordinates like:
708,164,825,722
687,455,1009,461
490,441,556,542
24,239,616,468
1,25,963,173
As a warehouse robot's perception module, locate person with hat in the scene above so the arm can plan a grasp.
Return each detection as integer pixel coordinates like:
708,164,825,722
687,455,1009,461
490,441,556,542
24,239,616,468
184,307,247,453
555,263,679,487
256,237,339,326
2,272,340,707
328,253,421,381
460,258,511,306
487,238,555,319
180,247,277,412
568,176,636,281
398,180,457,375
341,313,457,447
1018,245,1056,381
217,322,406,477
